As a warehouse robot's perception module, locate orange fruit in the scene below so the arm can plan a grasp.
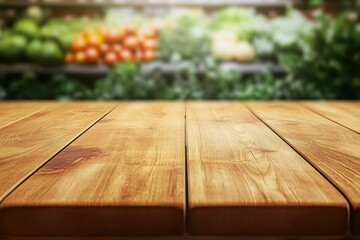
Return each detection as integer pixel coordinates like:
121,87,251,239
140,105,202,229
72,37,87,51
120,49,134,62
85,47,100,62
104,29,124,43
87,34,103,48
111,44,122,55
143,39,158,50
142,49,155,62
123,36,138,50
104,51,118,65
74,51,86,64
99,43,110,55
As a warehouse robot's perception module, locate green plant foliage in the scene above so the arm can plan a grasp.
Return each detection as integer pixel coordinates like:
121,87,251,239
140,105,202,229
7,72,48,99
92,62,157,100
211,7,266,41
252,9,313,61
1,7,359,100
252,8,360,99
157,10,211,63
233,72,280,100
5,73,92,100
277,12,360,99
93,60,280,100
47,74,93,100
0,78,6,100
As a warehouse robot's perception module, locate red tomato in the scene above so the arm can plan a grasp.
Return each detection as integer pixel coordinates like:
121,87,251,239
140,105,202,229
87,34,103,48
111,44,122,55
143,39,158,50
85,47,100,62
123,36,138,50
75,51,86,64
142,49,156,62
104,52,118,65
104,29,124,43
99,43,110,55
120,49,134,62
72,37,87,51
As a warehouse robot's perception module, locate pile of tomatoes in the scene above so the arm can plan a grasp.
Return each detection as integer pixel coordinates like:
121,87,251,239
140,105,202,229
64,25,158,65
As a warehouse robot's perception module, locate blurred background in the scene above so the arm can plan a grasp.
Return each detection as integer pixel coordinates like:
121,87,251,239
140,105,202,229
0,0,359,100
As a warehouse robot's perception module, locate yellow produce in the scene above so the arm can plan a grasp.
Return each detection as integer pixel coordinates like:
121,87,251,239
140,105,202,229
233,41,256,62
211,31,256,62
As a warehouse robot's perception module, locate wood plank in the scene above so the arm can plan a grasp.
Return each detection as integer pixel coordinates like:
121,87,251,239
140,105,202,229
248,102,360,236
186,102,348,236
0,102,115,202
304,101,360,134
0,102,47,128
0,102,185,236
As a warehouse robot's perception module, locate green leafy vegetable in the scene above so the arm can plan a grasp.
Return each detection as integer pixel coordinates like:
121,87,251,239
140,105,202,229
277,12,360,99
157,10,211,63
211,7,266,41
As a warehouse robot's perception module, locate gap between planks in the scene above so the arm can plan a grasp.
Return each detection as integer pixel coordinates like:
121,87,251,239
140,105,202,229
184,102,190,234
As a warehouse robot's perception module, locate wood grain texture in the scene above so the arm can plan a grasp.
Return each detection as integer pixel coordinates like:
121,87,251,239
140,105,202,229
248,102,360,236
0,102,47,128
186,102,348,236
303,102,360,134
0,102,115,202
0,102,185,237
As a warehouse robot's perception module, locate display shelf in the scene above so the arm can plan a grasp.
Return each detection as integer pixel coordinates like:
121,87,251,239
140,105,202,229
220,62,285,75
0,63,109,76
0,62,286,76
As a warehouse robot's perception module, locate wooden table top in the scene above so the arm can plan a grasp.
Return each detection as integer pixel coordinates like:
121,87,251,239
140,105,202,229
0,101,359,238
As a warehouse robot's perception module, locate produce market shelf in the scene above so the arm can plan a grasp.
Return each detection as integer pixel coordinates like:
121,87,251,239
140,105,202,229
0,0,290,8
0,62,286,77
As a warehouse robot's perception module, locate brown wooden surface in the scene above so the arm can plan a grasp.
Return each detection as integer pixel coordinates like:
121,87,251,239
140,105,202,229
0,102,115,201
0,102,47,128
303,102,360,134
248,102,360,236
0,102,185,236
0,101,359,237
186,102,348,236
